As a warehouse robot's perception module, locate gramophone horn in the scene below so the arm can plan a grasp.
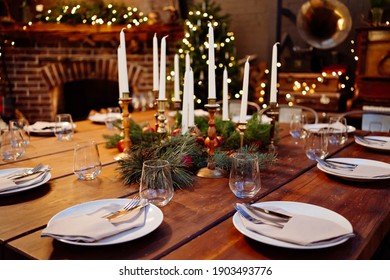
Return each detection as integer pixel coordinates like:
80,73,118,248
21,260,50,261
296,0,352,49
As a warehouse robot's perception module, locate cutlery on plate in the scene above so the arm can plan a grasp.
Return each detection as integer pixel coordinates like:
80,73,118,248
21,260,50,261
316,158,355,171
234,205,285,228
106,201,148,221
101,196,140,219
12,170,48,182
243,203,291,220
6,163,45,179
355,135,385,146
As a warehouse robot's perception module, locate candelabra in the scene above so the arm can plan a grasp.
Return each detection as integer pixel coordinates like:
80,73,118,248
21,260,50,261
156,99,167,134
265,102,279,153
237,122,247,149
152,90,159,131
197,98,226,178
115,92,132,160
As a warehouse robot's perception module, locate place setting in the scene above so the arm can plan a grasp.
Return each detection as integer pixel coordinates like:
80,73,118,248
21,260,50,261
354,135,390,152
316,157,390,181
0,164,52,196
232,201,354,249
41,196,164,246
27,114,76,138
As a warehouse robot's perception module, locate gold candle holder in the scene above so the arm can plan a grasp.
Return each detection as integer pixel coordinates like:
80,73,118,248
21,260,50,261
115,92,132,160
156,99,167,134
152,89,159,131
173,99,181,128
197,98,226,178
237,122,247,149
265,102,279,153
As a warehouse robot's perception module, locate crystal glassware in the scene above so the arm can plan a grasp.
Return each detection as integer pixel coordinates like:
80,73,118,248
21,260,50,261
55,114,74,141
105,107,121,130
304,128,329,160
229,153,261,198
9,119,30,146
1,128,25,161
289,113,307,144
73,140,102,180
328,116,348,145
139,159,174,207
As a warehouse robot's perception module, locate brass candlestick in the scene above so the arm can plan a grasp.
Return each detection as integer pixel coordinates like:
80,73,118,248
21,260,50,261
115,92,132,160
237,122,247,149
197,98,226,178
156,99,167,135
152,89,159,131
173,99,181,128
265,102,279,153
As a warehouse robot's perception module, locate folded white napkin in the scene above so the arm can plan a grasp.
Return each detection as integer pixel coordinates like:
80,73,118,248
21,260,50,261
41,203,147,243
321,162,390,178
238,204,352,246
28,121,56,131
0,170,49,192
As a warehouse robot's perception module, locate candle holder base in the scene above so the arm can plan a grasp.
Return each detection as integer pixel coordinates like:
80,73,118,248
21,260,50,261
237,122,247,149
114,152,129,161
197,166,226,178
265,102,279,153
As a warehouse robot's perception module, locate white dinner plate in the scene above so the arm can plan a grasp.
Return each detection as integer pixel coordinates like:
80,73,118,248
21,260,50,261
304,123,356,133
26,122,77,136
317,158,390,181
88,113,122,123
233,201,353,250
47,198,163,246
0,168,51,195
354,136,390,152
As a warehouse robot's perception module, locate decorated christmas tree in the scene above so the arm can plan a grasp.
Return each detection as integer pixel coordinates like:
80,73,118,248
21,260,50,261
174,0,242,108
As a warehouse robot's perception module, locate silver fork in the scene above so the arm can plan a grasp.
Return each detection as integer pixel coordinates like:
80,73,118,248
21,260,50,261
6,163,44,179
235,206,285,228
101,195,140,218
316,158,355,171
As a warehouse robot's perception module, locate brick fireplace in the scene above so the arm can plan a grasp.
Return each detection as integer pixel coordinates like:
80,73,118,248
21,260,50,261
1,23,182,122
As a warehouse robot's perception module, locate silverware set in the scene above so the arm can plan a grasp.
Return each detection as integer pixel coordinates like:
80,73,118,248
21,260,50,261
101,196,148,221
235,204,291,229
355,135,387,146
4,163,50,181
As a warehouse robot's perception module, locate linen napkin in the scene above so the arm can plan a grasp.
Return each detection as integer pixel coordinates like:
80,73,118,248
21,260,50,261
319,161,390,178
27,121,56,131
237,204,352,246
41,203,147,243
0,171,49,193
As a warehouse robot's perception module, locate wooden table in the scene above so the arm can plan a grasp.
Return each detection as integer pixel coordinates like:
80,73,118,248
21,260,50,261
0,111,389,260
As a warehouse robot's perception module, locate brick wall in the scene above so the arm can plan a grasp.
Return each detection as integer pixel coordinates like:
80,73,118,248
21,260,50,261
5,34,175,123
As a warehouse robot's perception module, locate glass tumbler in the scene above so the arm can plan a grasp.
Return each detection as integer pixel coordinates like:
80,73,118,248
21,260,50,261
73,141,102,180
139,159,174,207
229,153,261,198
289,113,307,144
9,119,30,146
1,128,26,161
55,114,74,141
328,116,348,145
304,128,329,160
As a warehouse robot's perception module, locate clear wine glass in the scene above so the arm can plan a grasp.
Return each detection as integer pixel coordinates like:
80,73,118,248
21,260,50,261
328,116,348,145
304,128,329,160
73,141,102,180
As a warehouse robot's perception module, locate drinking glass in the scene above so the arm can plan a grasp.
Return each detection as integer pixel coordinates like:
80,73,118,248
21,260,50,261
328,116,348,145
105,107,121,130
229,153,261,198
1,128,25,161
139,159,174,207
289,113,307,144
304,128,329,160
55,114,74,141
9,119,30,146
73,141,102,180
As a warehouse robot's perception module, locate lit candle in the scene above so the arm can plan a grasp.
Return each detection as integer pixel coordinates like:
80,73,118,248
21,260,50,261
270,42,279,103
208,24,216,99
181,70,189,134
239,58,250,123
174,54,180,101
158,35,168,100
222,67,229,121
118,28,129,98
188,69,195,127
153,33,159,91
185,51,190,72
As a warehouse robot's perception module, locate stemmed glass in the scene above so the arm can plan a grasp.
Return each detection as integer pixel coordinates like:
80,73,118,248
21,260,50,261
289,113,307,144
139,159,174,207
304,128,329,160
328,116,348,145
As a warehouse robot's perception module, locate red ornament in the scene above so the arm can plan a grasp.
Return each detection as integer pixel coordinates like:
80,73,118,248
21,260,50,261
117,139,125,152
172,127,181,136
142,125,155,133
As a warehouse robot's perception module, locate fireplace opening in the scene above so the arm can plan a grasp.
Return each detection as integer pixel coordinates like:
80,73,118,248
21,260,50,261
61,79,123,121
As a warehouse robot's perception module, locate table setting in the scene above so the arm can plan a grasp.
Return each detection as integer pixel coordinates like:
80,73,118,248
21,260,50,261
26,119,76,137
233,201,354,249
354,135,390,152
316,157,390,181
41,197,163,246
0,164,51,195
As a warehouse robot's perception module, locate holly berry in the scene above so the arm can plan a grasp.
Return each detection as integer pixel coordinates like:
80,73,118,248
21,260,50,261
172,127,181,136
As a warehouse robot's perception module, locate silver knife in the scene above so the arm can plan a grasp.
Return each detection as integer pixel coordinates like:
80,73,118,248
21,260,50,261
244,204,292,220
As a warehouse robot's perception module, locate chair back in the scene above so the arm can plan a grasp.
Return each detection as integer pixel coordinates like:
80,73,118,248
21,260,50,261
338,108,390,132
